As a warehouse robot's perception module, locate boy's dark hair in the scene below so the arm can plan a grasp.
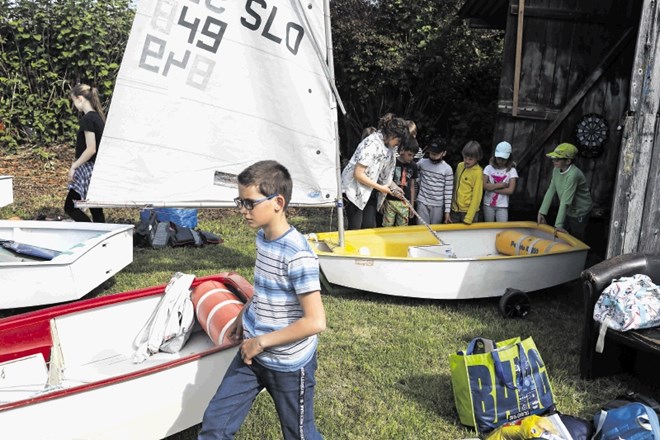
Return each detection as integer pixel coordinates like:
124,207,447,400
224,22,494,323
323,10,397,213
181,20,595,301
237,160,293,208
462,140,483,161
400,138,419,155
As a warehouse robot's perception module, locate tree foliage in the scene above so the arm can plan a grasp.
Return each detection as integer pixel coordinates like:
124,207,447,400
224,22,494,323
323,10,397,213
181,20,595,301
0,0,503,161
0,0,134,149
331,0,504,157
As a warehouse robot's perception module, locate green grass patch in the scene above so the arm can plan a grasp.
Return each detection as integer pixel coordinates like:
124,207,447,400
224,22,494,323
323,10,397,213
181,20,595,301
2,203,658,439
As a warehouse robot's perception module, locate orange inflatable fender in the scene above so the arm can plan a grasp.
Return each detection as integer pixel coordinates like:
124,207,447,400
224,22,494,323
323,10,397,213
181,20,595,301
496,230,571,256
191,280,243,345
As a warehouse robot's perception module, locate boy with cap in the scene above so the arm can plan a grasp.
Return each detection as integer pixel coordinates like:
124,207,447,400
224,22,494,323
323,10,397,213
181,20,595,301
537,142,592,240
482,141,518,222
415,138,453,224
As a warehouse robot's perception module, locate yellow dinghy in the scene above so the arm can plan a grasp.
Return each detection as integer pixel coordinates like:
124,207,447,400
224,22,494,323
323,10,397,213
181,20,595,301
307,221,589,306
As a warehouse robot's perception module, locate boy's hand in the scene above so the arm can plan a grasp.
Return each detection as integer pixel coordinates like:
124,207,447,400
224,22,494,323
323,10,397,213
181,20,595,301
240,336,265,365
537,213,547,225
444,213,452,224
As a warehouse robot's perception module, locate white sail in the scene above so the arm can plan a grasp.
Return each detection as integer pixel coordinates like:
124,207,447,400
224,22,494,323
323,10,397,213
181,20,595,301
86,0,337,207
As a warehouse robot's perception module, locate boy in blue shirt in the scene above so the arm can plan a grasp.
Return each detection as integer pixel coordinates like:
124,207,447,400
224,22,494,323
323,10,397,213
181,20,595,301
198,160,326,440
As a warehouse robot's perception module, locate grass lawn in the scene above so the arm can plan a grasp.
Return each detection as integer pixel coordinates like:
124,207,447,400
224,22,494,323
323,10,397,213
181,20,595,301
1,157,658,439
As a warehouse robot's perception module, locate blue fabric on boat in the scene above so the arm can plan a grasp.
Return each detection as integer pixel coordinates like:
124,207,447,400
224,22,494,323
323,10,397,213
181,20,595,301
0,240,61,260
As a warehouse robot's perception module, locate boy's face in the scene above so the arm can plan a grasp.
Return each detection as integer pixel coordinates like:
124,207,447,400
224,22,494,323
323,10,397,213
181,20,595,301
236,184,279,229
399,150,415,163
429,150,446,161
551,158,571,170
463,155,478,168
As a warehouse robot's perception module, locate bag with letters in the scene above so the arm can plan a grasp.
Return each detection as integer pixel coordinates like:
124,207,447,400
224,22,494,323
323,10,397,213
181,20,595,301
449,336,556,433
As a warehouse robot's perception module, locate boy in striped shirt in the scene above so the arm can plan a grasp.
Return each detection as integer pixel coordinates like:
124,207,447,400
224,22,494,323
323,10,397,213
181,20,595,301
199,160,326,440
416,139,454,224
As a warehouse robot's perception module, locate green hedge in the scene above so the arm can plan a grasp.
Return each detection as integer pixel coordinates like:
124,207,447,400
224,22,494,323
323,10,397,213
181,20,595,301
0,0,134,149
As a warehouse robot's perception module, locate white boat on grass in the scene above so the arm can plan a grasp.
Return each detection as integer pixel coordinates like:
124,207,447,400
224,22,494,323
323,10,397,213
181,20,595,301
0,272,253,440
0,220,133,309
0,175,12,207
308,221,589,307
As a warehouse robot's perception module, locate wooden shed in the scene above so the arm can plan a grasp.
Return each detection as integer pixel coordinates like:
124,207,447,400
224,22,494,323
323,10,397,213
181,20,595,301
459,0,660,257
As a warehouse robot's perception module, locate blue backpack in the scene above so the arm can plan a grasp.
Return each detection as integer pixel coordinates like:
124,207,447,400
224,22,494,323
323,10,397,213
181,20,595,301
594,402,660,440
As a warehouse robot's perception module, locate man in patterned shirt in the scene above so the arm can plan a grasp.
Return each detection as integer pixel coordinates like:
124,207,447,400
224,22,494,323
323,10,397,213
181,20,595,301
199,160,326,440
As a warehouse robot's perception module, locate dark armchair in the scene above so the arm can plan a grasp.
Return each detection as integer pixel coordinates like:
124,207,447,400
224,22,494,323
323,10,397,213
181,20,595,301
580,253,660,379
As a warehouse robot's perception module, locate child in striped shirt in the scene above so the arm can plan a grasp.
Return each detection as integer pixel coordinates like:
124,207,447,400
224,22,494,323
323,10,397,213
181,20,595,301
416,139,453,224
199,160,326,440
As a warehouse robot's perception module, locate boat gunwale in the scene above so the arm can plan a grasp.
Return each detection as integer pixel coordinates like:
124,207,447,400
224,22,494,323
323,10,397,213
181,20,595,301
0,272,252,412
308,221,590,260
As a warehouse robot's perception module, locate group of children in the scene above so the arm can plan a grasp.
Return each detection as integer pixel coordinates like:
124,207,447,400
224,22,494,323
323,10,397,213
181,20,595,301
378,126,591,242
380,134,519,228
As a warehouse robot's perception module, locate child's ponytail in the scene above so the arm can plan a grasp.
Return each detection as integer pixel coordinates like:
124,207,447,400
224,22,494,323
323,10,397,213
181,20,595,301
88,87,106,122
71,83,106,122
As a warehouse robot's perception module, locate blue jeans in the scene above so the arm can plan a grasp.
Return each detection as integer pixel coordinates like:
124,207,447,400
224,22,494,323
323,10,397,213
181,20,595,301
198,352,322,440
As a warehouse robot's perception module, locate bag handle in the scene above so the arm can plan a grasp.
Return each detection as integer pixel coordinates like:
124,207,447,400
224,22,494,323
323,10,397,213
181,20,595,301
594,409,608,438
491,342,527,390
466,337,495,355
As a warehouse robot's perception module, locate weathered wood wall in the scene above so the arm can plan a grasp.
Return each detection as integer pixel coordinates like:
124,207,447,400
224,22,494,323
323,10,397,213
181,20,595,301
492,0,641,219
607,0,660,257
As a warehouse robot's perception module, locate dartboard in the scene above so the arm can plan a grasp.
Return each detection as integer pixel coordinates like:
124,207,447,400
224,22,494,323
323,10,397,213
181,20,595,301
575,113,608,158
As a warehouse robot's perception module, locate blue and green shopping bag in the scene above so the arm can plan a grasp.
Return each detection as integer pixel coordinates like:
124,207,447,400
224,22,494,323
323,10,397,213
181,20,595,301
449,336,555,433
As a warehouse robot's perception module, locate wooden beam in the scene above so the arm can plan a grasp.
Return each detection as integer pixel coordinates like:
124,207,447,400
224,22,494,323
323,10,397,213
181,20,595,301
497,100,559,120
516,27,634,170
607,0,660,258
512,0,525,117
510,5,634,26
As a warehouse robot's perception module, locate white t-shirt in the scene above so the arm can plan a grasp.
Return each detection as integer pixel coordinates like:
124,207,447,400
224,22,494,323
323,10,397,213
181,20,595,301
483,164,518,208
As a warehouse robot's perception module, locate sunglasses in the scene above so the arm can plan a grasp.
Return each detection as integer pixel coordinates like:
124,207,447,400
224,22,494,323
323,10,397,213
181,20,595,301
233,193,278,211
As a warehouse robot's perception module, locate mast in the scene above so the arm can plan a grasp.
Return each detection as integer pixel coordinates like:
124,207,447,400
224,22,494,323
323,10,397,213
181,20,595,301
323,0,345,247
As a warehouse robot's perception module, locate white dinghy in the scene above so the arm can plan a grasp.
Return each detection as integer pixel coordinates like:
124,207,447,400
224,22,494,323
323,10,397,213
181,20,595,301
0,175,12,207
0,220,133,309
308,222,589,307
0,272,252,440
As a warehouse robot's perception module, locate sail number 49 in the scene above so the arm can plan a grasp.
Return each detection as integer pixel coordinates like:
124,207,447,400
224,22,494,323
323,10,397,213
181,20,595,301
139,0,306,91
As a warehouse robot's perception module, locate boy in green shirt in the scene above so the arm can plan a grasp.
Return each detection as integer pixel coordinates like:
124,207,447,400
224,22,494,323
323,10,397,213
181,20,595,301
537,143,592,240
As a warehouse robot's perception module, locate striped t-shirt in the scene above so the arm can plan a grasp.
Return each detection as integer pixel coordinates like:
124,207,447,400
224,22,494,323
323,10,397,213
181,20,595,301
416,158,454,212
242,226,321,372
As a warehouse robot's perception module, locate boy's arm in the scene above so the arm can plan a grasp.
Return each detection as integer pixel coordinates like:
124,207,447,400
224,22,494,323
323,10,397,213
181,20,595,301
554,174,579,229
445,166,454,214
538,175,556,215
240,291,326,365
463,171,483,224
